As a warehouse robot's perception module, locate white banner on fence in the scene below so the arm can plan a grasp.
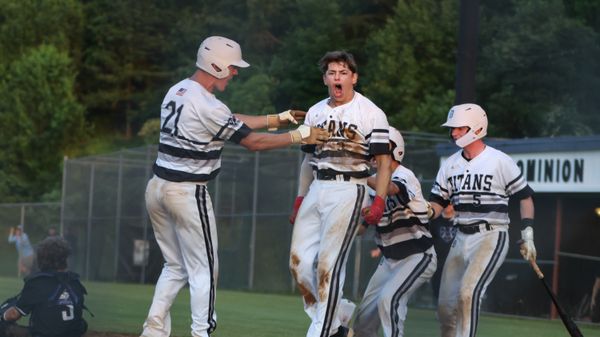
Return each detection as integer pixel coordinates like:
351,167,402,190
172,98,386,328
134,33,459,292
511,150,600,193
441,150,600,193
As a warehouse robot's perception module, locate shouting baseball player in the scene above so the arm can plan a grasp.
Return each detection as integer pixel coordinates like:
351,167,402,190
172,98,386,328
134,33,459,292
353,127,437,337
288,50,392,337
141,36,328,337
429,103,537,337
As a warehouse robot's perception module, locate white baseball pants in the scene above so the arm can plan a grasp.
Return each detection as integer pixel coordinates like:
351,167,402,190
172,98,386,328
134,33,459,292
438,228,508,337
142,176,218,337
290,180,367,337
353,248,437,337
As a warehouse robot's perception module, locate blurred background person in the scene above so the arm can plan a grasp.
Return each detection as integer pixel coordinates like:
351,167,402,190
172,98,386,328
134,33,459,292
7,225,35,278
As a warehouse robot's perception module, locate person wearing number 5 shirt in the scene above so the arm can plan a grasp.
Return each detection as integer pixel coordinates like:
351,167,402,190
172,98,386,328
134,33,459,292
429,103,536,337
141,36,328,337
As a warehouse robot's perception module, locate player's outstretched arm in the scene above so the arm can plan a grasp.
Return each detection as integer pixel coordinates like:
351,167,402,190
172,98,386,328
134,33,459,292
235,110,306,130
239,126,328,151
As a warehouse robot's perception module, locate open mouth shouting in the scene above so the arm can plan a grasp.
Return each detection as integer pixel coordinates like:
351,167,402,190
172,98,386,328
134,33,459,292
333,83,343,98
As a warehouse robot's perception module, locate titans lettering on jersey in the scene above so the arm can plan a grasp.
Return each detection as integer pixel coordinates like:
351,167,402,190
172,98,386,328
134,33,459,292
372,166,433,260
153,79,251,182
430,146,534,226
301,92,389,177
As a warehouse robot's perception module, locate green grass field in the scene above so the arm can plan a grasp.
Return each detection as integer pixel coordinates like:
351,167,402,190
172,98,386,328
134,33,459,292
1,276,599,337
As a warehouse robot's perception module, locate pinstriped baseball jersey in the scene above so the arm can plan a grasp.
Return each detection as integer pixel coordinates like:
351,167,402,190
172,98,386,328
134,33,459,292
430,146,533,226
153,78,251,182
301,92,390,177
371,165,433,260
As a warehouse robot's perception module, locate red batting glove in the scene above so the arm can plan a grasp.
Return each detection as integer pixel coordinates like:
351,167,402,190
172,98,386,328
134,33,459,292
289,196,304,225
362,196,385,225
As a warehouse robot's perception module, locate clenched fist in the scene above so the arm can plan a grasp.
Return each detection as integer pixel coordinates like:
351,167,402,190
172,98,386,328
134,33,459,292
289,125,329,144
362,195,385,225
519,226,537,261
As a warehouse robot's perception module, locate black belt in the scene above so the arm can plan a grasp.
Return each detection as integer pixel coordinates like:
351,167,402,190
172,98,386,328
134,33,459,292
458,222,492,234
316,170,353,181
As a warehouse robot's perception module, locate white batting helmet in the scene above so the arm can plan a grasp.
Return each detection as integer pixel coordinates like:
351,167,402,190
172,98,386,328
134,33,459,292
196,36,249,79
389,127,405,163
442,103,488,147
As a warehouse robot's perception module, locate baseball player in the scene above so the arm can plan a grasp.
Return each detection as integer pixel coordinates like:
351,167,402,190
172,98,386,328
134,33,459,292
429,103,537,337
141,36,328,337
288,50,392,337
353,127,437,337
0,236,88,337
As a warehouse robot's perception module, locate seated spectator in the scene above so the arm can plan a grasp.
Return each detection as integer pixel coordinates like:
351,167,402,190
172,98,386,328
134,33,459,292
0,236,89,337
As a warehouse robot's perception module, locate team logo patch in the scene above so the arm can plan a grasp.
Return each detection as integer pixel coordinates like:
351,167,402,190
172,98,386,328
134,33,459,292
440,226,457,243
226,116,240,127
448,109,454,119
176,88,187,96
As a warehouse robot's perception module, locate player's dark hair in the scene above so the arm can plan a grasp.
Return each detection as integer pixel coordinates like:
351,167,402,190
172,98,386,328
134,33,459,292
36,236,72,272
318,51,357,74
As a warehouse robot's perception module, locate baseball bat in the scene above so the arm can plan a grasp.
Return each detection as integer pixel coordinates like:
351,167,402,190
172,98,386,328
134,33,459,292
529,259,584,337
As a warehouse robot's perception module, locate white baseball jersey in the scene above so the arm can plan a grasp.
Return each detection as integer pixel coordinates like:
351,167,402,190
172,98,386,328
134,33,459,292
374,166,433,259
430,146,533,227
290,91,389,337
353,166,437,337
153,78,251,182
301,91,390,177
143,78,251,337
430,145,533,337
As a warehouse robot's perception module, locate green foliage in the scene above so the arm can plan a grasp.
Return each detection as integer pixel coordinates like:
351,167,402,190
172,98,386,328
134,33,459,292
478,0,600,137
224,73,277,115
0,45,86,202
138,118,161,145
1,0,600,202
362,0,458,132
0,0,83,64
80,0,174,137
269,0,346,110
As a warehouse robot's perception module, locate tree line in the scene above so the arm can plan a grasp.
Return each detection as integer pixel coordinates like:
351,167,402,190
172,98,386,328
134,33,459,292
0,0,598,202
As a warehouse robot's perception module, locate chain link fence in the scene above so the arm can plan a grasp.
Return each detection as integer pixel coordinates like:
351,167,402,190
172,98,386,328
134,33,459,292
2,133,598,321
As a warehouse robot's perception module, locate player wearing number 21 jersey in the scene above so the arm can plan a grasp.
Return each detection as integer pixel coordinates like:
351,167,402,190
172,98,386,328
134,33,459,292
141,36,327,337
429,103,537,337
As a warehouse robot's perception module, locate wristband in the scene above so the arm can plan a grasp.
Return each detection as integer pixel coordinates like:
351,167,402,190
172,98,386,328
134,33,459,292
521,218,534,230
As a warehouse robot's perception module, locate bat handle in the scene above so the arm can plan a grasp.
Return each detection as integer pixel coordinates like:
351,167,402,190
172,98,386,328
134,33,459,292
529,259,544,279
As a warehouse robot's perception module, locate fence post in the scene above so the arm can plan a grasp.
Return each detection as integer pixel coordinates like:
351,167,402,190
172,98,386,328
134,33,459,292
60,156,68,236
114,152,124,281
248,151,260,290
140,145,153,284
85,163,96,280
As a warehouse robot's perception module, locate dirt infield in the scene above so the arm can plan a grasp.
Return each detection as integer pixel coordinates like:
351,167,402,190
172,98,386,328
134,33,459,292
87,332,137,337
